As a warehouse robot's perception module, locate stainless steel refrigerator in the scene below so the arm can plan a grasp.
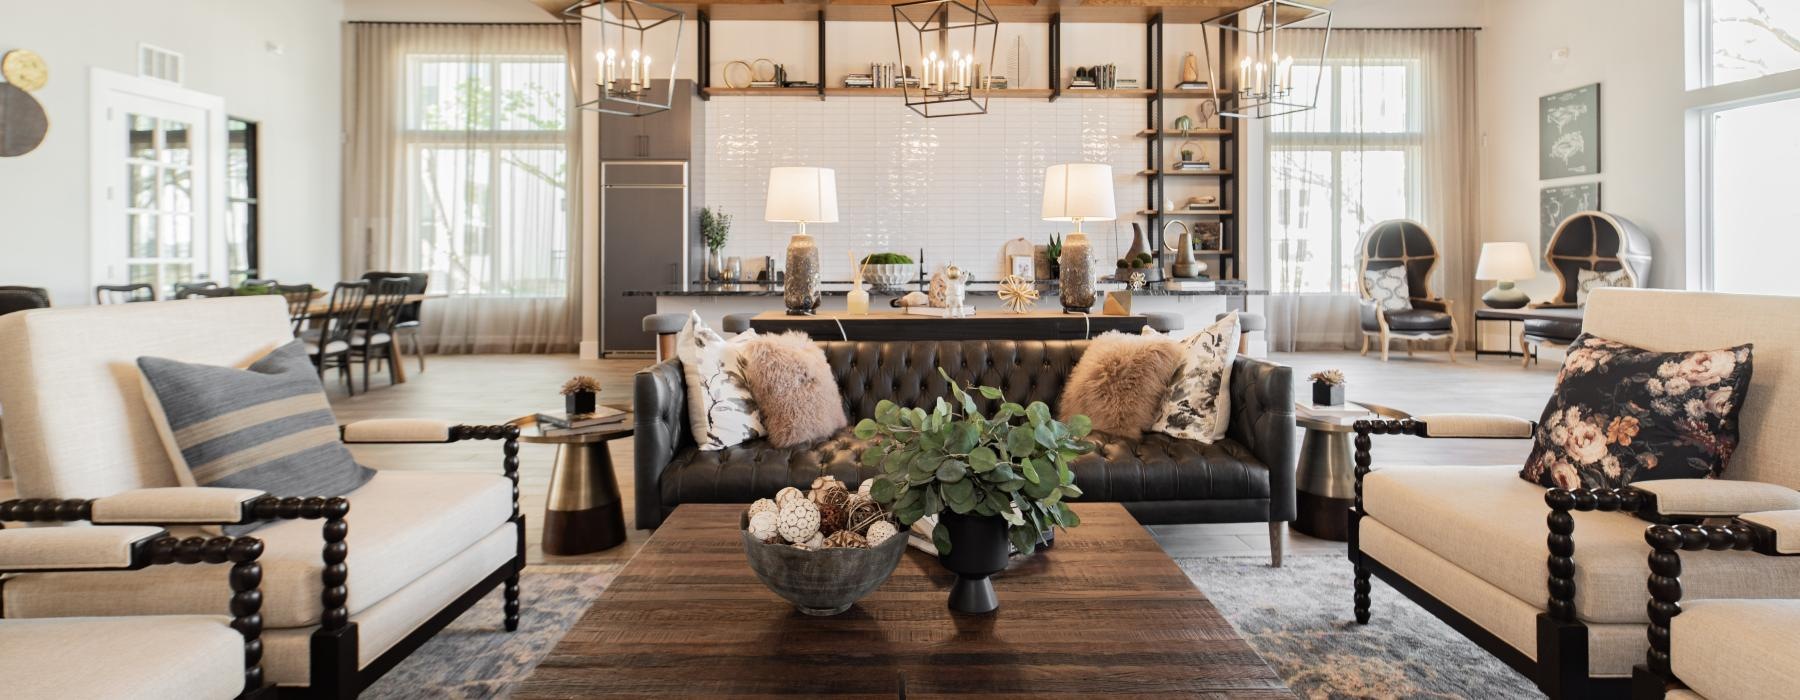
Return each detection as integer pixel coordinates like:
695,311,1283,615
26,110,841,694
601,160,688,354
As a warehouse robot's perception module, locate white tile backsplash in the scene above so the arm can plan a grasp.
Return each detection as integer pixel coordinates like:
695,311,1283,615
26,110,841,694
703,96,1148,281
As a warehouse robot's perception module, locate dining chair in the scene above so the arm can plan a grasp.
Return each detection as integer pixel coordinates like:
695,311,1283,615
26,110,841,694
273,283,315,337
93,283,155,304
348,278,409,392
361,271,429,373
177,287,237,300
171,281,218,298
305,281,367,395
238,278,279,295
0,286,50,316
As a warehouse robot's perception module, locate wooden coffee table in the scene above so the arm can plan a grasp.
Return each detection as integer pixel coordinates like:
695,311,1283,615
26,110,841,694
517,502,1291,698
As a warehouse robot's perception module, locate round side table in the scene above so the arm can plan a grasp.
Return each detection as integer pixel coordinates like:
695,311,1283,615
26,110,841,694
1293,401,1411,541
513,414,634,555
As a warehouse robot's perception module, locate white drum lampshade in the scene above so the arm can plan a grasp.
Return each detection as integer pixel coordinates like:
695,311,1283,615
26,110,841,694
765,167,839,226
1040,163,1116,226
1476,241,1536,309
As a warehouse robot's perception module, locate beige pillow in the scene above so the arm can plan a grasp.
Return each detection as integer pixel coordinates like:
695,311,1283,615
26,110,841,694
676,311,765,451
1058,331,1185,438
738,332,847,448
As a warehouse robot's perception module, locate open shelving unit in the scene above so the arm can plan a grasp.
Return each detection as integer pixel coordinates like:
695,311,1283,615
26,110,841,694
691,3,1246,281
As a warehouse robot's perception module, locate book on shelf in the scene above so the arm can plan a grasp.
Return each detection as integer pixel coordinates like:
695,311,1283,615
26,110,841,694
903,306,976,318
536,406,627,431
748,81,780,88
1173,161,1215,171
1173,81,1211,90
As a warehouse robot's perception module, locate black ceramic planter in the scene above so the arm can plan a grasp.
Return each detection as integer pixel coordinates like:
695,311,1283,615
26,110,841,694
937,512,1011,614
1312,382,1344,407
565,390,597,415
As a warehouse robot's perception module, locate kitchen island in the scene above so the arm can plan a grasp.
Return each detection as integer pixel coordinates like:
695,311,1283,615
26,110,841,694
624,280,1270,353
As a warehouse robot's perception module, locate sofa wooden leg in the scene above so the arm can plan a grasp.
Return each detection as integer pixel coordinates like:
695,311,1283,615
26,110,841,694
1353,558,1372,624
1268,521,1285,568
504,573,521,632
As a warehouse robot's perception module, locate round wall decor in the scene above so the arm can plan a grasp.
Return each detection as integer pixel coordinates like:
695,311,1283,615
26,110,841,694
0,83,47,157
2,49,48,92
723,60,753,89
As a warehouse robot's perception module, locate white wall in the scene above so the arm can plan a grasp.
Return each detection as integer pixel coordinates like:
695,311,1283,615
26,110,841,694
0,0,346,306
1477,0,1688,297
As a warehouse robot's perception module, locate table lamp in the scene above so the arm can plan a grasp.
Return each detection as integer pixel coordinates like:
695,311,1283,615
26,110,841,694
1475,241,1536,309
765,166,838,315
1041,163,1115,313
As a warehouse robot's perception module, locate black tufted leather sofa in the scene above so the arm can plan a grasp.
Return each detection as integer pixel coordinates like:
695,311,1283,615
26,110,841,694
633,339,1296,533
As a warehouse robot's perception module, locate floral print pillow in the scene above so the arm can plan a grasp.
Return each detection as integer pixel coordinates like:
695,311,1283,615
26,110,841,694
675,311,765,451
1520,334,1753,490
1150,313,1241,443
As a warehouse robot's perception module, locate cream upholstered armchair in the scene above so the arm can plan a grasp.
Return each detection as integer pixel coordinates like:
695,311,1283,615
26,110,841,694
1348,289,1800,699
1633,512,1800,699
0,525,266,699
1355,219,1459,362
0,297,525,697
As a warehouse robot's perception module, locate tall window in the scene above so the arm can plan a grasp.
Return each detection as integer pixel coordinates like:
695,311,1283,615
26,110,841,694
1696,1,1800,294
225,118,259,285
403,54,569,296
1268,61,1420,293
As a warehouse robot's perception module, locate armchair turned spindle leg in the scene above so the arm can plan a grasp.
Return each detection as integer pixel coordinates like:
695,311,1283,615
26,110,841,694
1354,559,1372,623
504,574,521,631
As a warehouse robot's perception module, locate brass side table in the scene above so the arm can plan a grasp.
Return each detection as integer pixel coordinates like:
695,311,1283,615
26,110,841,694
513,414,634,555
1293,401,1411,541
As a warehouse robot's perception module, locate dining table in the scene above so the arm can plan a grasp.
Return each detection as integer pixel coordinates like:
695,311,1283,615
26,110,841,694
301,292,445,383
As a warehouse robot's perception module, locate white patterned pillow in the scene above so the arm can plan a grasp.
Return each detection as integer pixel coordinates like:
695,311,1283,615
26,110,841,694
675,311,765,450
1150,313,1241,443
1576,268,1633,307
1362,266,1412,311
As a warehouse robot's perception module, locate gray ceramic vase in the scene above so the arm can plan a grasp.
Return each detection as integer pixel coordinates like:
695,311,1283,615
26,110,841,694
740,511,908,616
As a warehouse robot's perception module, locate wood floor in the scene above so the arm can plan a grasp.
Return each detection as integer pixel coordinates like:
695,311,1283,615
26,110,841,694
329,349,1557,567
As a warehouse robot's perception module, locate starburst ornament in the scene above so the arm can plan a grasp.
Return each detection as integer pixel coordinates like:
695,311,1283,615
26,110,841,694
997,275,1040,313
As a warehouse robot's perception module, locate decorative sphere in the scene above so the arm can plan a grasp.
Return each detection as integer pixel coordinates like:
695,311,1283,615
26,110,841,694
748,498,779,519
775,487,805,507
823,530,868,549
747,511,780,541
866,520,899,546
857,479,874,496
776,500,821,543
815,501,847,536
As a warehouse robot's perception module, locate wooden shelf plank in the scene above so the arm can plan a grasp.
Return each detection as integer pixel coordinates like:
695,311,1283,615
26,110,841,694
1137,209,1234,217
1137,169,1234,177
1138,128,1233,137
822,87,1055,98
1058,88,1156,98
702,87,821,97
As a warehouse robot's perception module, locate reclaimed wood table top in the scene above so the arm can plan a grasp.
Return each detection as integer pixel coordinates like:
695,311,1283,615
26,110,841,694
747,310,1149,341
516,502,1291,698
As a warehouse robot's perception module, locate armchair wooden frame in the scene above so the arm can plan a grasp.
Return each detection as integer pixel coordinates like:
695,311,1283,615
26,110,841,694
1355,219,1460,362
0,423,522,700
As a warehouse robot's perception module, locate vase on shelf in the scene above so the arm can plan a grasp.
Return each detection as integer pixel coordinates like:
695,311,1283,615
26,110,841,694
704,249,726,282
937,512,1011,614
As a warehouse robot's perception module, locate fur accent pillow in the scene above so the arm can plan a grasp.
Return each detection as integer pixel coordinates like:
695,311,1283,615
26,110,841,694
1058,331,1184,438
676,311,764,451
1151,313,1241,443
739,332,847,448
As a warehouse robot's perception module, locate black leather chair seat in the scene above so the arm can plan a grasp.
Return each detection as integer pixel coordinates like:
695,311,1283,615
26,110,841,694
659,428,1271,508
1523,316,1582,342
1361,308,1454,332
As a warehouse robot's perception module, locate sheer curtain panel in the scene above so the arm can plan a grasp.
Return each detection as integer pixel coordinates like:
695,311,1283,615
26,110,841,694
344,22,581,354
1263,29,1480,351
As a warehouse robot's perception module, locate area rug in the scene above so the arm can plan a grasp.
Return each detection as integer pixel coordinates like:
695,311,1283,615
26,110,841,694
363,566,612,699
1178,555,1542,699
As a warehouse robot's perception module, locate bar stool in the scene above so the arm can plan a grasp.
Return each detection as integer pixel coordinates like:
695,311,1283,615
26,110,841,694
1143,311,1185,334
722,312,757,335
643,313,687,363
1220,312,1266,354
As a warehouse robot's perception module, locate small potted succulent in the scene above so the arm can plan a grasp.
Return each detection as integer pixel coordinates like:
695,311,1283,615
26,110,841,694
860,252,916,289
856,369,1094,614
1309,369,1346,407
561,375,600,416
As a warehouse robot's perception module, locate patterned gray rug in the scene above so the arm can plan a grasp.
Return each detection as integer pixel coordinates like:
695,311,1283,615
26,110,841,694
1178,555,1541,699
367,557,1540,699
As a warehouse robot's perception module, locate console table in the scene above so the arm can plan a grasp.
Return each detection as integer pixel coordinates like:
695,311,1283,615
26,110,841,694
747,310,1148,341
1473,306,1583,360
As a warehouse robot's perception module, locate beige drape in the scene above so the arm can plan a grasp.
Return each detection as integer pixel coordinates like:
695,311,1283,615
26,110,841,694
1264,29,1481,351
342,22,582,354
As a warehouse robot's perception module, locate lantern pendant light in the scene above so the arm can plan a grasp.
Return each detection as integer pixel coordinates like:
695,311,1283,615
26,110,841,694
1201,0,1332,120
566,0,685,117
891,0,999,118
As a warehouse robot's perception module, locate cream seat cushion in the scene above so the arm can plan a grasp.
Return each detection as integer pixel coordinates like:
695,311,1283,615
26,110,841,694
1363,465,1800,624
3,470,512,628
0,615,245,700
1671,599,1800,700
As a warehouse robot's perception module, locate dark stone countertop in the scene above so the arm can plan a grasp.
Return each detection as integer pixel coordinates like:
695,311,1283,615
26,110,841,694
625,281,1266,297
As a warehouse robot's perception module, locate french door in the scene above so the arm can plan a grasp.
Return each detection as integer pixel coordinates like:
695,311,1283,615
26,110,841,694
90,69,225,298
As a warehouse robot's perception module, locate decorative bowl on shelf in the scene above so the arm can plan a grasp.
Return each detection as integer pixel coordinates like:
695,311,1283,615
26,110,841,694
740,510,908,616
862,263,916,290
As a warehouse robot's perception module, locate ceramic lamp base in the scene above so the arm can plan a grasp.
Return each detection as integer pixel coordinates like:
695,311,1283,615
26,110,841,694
784,231,821,315
1482,281,1530,309
1058,231,1094,313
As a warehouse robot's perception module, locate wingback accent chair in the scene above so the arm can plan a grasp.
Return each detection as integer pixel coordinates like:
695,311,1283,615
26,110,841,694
1356,219,1459,361
0,297,525,698
1349,289,1800,699
1522,210,1653,366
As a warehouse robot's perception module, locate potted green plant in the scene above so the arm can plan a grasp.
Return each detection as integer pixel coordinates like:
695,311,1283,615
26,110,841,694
701,207,731,282
1309,369,1346,407
561,375,600,415
859,252,916,289
855,369,1093,613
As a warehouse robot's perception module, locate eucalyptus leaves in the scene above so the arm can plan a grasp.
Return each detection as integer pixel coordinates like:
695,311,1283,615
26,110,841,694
855,369,1095,556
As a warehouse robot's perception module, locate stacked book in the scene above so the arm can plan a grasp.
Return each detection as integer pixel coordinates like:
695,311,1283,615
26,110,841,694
1173,81,1210,91
1068,64,1122,90
535,406,628,437
1173,161,1215,171
843,64,922,89
1296,402,1369,425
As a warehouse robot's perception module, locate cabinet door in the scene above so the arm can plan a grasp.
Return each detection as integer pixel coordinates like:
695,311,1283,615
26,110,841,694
598,113,644,160
641,85,693,160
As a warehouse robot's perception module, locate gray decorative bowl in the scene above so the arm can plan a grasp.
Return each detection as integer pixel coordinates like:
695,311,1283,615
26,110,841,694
740,511,908,616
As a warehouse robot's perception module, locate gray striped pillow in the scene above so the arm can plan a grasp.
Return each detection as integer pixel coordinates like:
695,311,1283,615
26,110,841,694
138,340,373,531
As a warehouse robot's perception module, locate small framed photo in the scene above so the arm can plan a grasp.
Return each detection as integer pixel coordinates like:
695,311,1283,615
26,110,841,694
1010,255,1036,279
